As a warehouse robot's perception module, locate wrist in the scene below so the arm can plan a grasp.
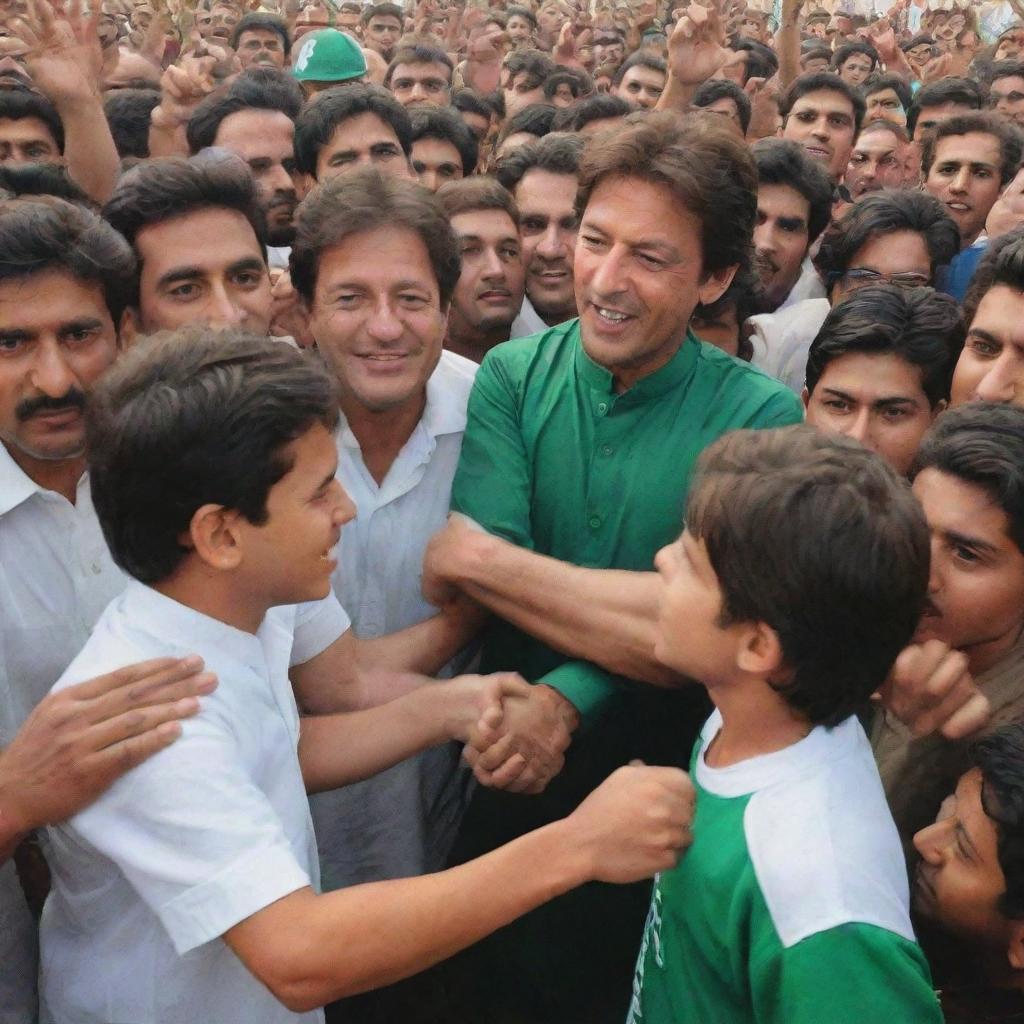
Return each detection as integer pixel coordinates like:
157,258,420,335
537,684,581,733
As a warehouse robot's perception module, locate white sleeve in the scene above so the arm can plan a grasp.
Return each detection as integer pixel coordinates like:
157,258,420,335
289,591,351,668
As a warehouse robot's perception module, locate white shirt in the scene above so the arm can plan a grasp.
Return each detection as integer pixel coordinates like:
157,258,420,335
747,297,831,394
509,295,548,340
776,256,827,314
40,583,322,1024
310,350,478,890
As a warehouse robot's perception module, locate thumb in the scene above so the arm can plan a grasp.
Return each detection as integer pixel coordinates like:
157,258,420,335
629,758,646,766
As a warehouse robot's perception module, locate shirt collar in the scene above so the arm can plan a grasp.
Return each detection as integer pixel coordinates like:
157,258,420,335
0,442,43,516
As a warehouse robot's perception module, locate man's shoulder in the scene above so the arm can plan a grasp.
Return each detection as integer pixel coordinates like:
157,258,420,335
692,339,805,422
480,319,579,378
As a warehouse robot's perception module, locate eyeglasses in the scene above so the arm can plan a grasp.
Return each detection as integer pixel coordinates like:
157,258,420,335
842,268,930,290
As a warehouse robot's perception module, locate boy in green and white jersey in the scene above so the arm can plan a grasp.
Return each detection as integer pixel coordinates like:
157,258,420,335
628,424,944,1024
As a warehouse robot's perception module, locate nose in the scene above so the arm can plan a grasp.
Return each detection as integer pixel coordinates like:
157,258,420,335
588,242,628,298
419,168,440,191
843,407,872,447
912,818,952,864
950,167,971,193
753,222,775,256
365,297,404,342
535,223,566,260
266,163,294,196
331,480,357,527
975,355,1018,403
481,246,506,281
206,281,247,329
811,117,830,140
927,535,943,596
409,81,428,101
30,339,77,397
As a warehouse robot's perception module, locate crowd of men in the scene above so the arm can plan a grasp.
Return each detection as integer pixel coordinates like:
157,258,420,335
4,0,1024,1020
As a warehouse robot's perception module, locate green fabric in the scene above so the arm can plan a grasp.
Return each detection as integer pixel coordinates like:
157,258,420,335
291,28,366,81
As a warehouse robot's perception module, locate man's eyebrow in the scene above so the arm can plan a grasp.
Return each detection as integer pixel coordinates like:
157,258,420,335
0,328,32,343
872,396,920,410
226,257,266,275
59,317,104,334
967,327,1004,346
156,266,204,288
943,529,1000,558
777,216,806,230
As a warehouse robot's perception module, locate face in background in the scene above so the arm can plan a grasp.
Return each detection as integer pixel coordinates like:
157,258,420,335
845,127,907,198
515,168,579,326
235,28,287,69
102,50,163,91
308,225,446,415
905,40,934,72
830,230,932,305
996,29,1024,62
132,208,272,334
506,13,535,46
337,7,361,32
925,131,1003,247
699,95,743,134
864,86,907,128
991,74,1024,128
801,54,831,74
782,88,857,180
315,112,411,181
293,3,331,42
952,285,1024,407
494,130,540,162
388,61,451,109
362,13,402,61
503,70,545,118
0,116,60,165
912,100,975,142
208,2,240,41
575,175,734,391
458,108,491,144
0,270,117,471
592,34,625,67
804,351,937,476
753,183,810,310
913,467,1024,671
214,109,298,247
613,64,665,110
837,52,873,86
411,135,463,191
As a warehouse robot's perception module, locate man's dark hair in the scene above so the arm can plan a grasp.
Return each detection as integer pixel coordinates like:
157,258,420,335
543,68,593,102
863,72,913,114
410,106,478,175
436,175,518,225
86,330,338,584
230,11,291,58
506,5,538,29
611,51,667,87
973,724,1024,920
0,89,64,153
452,87,497,120
858,118,910,144
913,402,1024,555
497,102,557,144
814,189,960,290
0,196,135,324
779,71,865,129
290,167,460,306
577,112,756,277
751,138,833,245
360,1,403,25
550,92,631,133
921,112,1024,186
800,44,832,67
503,48,557,90
831,40,878,72
226,66,304,116
383,40,454,87
806,285,965,408
495,131,583,191
730,37,779,83
687,424,929,726
907,76,984,136
293,84,412,177
991,59,1024,89
0,162,92,206
901,32,935,53
104,88,160,159
692,78,752,135
186,82,300,155
963,228,1024,326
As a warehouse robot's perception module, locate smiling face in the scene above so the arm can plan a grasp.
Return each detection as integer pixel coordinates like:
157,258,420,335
782,88,857,180
925,131,1004,247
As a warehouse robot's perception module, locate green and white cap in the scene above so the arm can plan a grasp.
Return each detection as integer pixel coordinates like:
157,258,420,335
292,29,367,82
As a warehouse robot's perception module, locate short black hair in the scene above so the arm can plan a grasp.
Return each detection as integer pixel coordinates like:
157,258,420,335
991,59,1024,88
806,285,965,408
384,40,454,87
497,102,557,144
360,2,403,24
543,68,593,103
780,71,865,130
227,66,305,116
730,37,779,84
687,424,929,726
230,11,291,58
907,76,984,136
452,87,497,120
611,51,667,87
186,86,299,155
913,402,1024,555
831,40,878,72
86,329,338,584
104,88,160,160
692,78,752,135
800,45,832,66
751,138,832,244
293,84,412,177
0,162,92,206
921,112,1024,187
506,5,538,29
495,131,583,192
0,88,64,153
964,227,1024,326
503,48,557,91
410,106,478,175
863,72,913,114
550,92,631,132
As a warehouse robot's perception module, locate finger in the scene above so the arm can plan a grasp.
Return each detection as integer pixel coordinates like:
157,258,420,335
461,742,479,769
502,764,542,794
70,655,205,701
744,75,765,95
85,669,217,726
82,717,186,780
83,693,203,752
938,692,992,741
475,731,518,772
484,752,529,788
910,670,982,737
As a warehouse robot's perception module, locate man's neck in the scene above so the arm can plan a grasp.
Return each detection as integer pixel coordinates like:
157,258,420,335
533,298,577,328
341,389,427,486
152,570,269,636
5,444,85,505
445,319,511,364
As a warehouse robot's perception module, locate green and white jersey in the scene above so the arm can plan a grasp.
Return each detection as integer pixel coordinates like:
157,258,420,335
627,710,943,1024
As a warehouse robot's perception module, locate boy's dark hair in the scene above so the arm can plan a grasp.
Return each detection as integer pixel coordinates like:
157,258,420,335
964,228,1024,326
86,330,338,584
991,59,1024,89
495,131,583,191
751,138,833,245
863,72,913,114
800,45,832,66
496,102,556,144
410,106,478,175
688,424,929,726
814,189,960,289
901,32,935,53
806,285,965,408
293,84,412,177
912,402,1024,556
779,71,865,129
230,11,291,58
550,92,631,132
226,66,305,114
692,78,752,135
730,37,778,83
543,68,593,102
611,51,667,87
104,88,161,159
506,5,537,29
436,175,518,225
831,40,878,72
974,724,1024,920
0,163,92,206
920,112,1023,187
0,196,135,324
503,48,557,90
290,167,460,306
452,87,497,120
186,83,300,155
360,1,403,24
0,88,64,153
383,40,454,86
907,76,984,136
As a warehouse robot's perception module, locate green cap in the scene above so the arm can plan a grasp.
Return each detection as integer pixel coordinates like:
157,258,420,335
292,29,367,82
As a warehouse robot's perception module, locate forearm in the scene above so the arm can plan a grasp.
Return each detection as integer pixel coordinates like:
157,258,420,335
57,94,121,202
776,0,801,87
655,73,696,113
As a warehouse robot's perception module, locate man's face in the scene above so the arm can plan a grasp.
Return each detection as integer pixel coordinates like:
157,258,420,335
741,15,765,40
337,8,361,32
864,86,907,127
804,352,936,476
503,70,545,118
805,19,827,39
925,132,1003,247
459,108,490,143
613,63,666,110
837,52,872,86
700,95,743,135
389,60,451,108
800,54,830,73
0,270,117,468
753,183,810,309
537,3,562,34
991,74,1024,128
593,34,625,66
575,175,733,390
830,229,931,304
996,29,1024,62
845,128,906,198
363,14,402,60
448,208,525,346
906,40,934,70
913,467,1024,664
0,116,60,165
515,168,578,325
208,3,240,41
235,28,286,68
913,100,974,142
411,135,463,191
133,208,272,334
782,89,857,180
506,14,535,44
308,225,446,413
293,4,331,42
952,285,1024,407
214,109,298,247
913,768,1009,950
315,112,411,181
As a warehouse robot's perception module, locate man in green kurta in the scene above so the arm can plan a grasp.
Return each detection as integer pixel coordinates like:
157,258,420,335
423,113,803,1023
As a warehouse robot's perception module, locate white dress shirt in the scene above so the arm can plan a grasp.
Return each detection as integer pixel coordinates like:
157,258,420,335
40,583,322,1024
310,350,478,890
747,298,831,395
509,295,548,340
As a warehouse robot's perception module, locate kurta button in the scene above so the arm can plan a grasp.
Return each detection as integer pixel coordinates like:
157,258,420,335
602,445,613,456
597,402,608,414
589,515,601,529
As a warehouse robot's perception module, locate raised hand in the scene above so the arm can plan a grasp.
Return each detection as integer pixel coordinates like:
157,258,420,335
666,2,742,87
11,0,103,102
744,74,781,139
866,16,898,63
987,166,1024,240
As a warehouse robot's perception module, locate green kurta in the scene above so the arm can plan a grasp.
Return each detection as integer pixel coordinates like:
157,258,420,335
444,320,803,1023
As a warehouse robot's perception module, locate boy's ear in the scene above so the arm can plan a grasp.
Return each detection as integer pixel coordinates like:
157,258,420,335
735,621,786,677
187,504,245,571
801,385,810,412
1006,920,1024,971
